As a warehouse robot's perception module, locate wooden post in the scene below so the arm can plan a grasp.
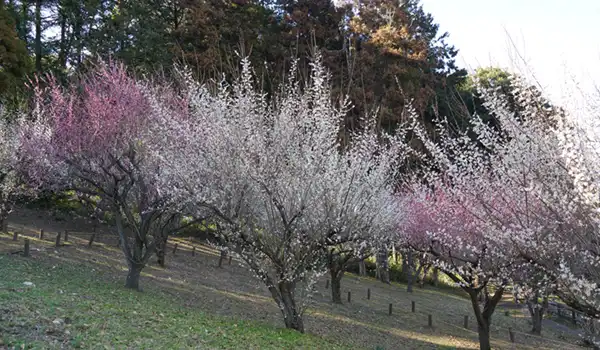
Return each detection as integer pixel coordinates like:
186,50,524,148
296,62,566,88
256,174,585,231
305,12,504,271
88,234,96,247
24,239,30,257
228,256,232,265
12,231,18,241
463,315,468,329
172,244,178,255
192,246,196,256
325,279,329,289
218,250,227,267
55,231,61,247
557,304,562,317
411,301,416,313
39,229,44,240
572,310,577,324
367,288,371,300
388,303,393,315
428,314,433,327
508,328,515,343
64,230,69,242
347,291,351,303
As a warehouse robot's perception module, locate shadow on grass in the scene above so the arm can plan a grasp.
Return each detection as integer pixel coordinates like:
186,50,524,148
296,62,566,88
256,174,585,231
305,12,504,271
0,207,585,350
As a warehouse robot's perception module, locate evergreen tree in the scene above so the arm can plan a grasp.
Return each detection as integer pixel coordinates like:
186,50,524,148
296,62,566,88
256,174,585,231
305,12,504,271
0,0,32,110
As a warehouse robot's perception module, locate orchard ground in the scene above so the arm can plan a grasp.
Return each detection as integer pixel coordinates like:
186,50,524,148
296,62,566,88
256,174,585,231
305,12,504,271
0,208,585,349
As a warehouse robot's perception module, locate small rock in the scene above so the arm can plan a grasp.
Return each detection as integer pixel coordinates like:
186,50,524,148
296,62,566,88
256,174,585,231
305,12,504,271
64,330,71,336
52,318,64,326
23,282,34,287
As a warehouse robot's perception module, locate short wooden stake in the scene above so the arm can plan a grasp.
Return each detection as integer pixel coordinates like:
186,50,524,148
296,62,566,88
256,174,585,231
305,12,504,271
24,239,30,257
347,291,351,303
12,231,18,241
172,244,178,255
428,314,433,327
463,315,469,329
325,279,329,289
388,303,393,315
64,230,69,242
55,232,61,247
508,327,515,343
192,246,196,256
411,301,416,313
39,229,44,240
218,250,227,267
228,256,232,265
572,310,577,324
88,234,96,247
367,288,371,300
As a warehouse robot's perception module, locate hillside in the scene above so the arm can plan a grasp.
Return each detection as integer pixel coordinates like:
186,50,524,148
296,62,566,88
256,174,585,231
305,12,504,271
0,208,583,349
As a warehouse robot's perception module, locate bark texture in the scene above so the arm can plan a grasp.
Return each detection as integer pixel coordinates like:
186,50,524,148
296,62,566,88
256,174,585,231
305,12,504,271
468,287,504,350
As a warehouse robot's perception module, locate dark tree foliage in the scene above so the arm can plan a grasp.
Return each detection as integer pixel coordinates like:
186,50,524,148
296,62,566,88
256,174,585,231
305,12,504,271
0,0,32,109
3,0,477,144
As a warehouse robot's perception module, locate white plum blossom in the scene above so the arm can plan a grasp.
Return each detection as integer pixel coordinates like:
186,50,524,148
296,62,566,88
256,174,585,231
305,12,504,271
399,75,590,349
149,54,408,332
0,116,27,232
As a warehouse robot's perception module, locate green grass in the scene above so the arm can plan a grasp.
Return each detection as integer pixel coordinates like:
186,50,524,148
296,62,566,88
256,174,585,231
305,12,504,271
0,255,349,350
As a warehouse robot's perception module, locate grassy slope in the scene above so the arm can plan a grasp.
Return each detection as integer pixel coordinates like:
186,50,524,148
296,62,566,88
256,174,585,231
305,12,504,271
0,208,585,350
0,255,348,350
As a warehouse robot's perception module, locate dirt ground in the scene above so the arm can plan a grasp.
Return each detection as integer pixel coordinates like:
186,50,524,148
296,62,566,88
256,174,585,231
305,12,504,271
0,207,586,349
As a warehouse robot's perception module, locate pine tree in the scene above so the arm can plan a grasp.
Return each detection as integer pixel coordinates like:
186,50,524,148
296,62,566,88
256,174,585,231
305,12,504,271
0,0,32,109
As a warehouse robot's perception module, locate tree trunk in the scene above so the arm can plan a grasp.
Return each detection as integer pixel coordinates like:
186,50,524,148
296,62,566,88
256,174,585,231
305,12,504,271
530,306,543,335
468,287,504,350
125,263,143,290
376,248,390,284
20,1,28,46
73,10,83,66
432,267,439,286
527,294,547,335
330,268,344,304
358,258,366,276
156,235,168,268
470,294,492,350
269,281,304,333
417,264,427,289
57,5,69,69
156,247,166,267
115,212,153,292
34,0,42,72
477,322,491,350
406,250,415,292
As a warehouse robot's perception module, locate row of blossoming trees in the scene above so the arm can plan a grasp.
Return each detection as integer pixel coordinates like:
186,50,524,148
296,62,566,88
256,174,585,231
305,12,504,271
1,57,599,349
399,77,600,348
